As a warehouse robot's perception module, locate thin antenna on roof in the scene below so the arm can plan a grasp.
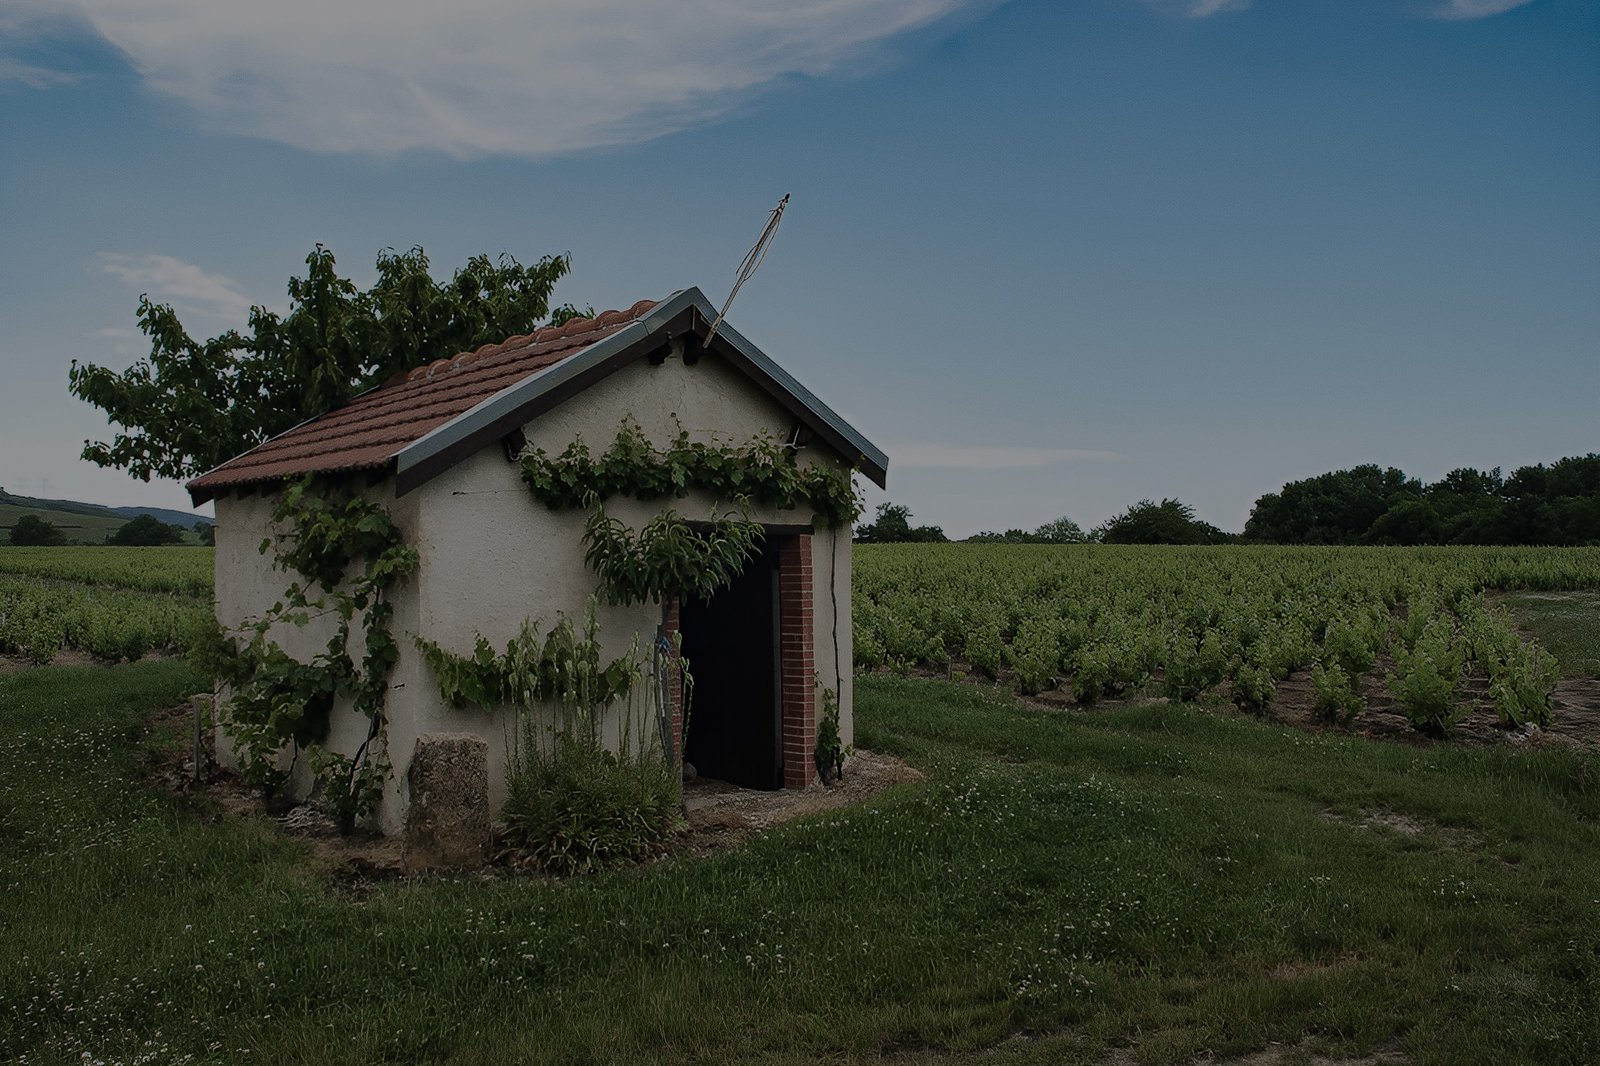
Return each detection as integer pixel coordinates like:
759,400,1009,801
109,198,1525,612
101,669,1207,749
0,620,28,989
704,193,789,348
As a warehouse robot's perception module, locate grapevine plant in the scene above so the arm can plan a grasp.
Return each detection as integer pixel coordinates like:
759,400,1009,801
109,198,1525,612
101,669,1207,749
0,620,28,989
853,544,1580,737
197,476,417,830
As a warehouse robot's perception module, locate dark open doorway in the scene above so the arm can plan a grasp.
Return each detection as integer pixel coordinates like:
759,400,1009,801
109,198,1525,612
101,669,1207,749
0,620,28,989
679,537,782,790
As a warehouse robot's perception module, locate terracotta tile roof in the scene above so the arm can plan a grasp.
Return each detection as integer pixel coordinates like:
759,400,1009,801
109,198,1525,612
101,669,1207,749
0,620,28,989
187,299,659,499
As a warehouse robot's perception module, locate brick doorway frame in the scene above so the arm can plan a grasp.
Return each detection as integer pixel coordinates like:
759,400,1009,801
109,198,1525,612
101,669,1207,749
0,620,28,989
664,529,815,789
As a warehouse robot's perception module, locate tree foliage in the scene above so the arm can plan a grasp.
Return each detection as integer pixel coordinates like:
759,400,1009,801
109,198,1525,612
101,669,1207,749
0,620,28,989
69,245,576,483
1246,455,1600,546
968,516,1087,544
1094,499,1231,545
1244,465,1421,545
854,502,948,543
7,515,67,547
108,514,186,546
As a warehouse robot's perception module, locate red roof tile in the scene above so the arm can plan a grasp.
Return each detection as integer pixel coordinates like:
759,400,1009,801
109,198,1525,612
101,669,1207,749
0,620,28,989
187,299,658,499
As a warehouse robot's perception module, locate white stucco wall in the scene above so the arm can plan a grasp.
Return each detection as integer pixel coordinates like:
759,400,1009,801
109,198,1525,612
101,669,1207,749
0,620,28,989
212,348,856,835
813,523,853,744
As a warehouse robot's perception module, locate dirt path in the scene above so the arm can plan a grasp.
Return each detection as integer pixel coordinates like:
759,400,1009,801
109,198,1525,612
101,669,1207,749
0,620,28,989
926,657,1600,751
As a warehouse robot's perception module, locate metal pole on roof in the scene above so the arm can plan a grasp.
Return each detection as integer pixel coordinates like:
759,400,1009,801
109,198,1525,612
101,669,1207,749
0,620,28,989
703,193,789,348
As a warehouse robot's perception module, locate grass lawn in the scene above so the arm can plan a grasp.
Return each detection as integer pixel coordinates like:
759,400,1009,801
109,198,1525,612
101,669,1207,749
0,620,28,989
2,664,1597,1065
1500,591,1600,679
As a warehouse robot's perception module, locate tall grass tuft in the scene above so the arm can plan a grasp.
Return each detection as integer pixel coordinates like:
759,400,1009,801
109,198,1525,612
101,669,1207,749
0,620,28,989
492,607,682,875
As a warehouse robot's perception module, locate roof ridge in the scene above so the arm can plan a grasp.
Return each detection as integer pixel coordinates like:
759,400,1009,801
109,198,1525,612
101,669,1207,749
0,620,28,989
402,299,657,383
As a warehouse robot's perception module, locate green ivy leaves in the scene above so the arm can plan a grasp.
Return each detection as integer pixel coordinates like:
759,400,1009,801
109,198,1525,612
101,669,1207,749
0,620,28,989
207,475,418,823
581,504,765,606
416,607,640,716
520,416,861,528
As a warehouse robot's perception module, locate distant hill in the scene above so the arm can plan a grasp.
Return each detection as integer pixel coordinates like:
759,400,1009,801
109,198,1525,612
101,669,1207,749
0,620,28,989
0,488,212,545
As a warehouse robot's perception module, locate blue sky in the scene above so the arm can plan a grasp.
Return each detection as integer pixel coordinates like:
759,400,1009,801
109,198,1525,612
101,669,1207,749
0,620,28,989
1,0,1595,536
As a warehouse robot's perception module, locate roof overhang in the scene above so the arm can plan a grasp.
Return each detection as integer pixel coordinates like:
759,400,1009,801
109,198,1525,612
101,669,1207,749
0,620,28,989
392,286,889,497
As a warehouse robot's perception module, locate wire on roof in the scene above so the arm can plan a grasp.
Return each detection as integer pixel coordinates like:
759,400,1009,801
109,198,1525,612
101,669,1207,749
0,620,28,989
704,193,789,348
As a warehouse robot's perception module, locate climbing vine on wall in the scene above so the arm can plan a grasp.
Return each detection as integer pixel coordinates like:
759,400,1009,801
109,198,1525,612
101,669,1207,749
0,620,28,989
519,416,861,527
198,475,417,829
581,503,767,606
519,416,858,607
416,609,640,715
416,604,684,874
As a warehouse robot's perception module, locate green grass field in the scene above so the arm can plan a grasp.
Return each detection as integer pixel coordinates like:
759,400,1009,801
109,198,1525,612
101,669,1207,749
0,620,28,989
0,504,210,547
2,663,1596,1065
0,502,128,545
1496,591,1600,679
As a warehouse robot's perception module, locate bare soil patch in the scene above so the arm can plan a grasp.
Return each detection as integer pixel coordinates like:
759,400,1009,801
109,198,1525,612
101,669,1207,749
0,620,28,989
1094,1037,1408,1062
1265,657,1600,750
0,648,100,671
1202,1041,1409,1066
1317,807,1478,850
1,648,181,672
1092,1037,1409,1066
898,653,1600,751
676,749,924,857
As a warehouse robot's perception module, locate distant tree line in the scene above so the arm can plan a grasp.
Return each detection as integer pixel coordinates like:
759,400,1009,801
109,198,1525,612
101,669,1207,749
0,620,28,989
854,503,950,543
1243,455,1599,546
856,499,1229,545
4,512,198,547
855,453,1599,546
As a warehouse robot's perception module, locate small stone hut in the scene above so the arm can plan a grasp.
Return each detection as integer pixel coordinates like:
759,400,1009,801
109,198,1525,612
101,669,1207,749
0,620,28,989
188,287,889,837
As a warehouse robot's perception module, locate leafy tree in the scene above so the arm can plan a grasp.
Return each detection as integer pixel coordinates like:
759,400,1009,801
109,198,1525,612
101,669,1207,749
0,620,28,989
855,502,948,543
1367,498,1446,546
1095,499,1230,545
196,522,216,547
70,245,576,483
1246,455,1598,546
1501,454,1600,545
7,514,67,546
1422,467,1507,544
1244,465,1422,544
1033,516,1087,544
966,529,1031,543
108,514,186,546
966,516,1087,544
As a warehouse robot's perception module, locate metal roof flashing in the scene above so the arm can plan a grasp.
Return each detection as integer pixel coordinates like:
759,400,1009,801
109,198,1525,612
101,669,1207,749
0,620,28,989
678,289,890,486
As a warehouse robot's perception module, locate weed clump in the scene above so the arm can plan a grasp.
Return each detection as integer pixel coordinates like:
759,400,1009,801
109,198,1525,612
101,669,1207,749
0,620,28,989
499,725,681,876
420,603,684,875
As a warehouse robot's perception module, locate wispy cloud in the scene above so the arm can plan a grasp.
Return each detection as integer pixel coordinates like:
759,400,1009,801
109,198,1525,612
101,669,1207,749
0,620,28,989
46,1,994,158
1138,0,1252,17
90,325,144,357
1186,0,1252,17
0,3,85,87
0,55,76,88
1431,0,1536,19
890,444,1123,470
97,253,254,323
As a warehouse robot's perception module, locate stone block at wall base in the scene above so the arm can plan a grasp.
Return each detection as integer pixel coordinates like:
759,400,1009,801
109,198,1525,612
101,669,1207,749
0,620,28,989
403,733,490,871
